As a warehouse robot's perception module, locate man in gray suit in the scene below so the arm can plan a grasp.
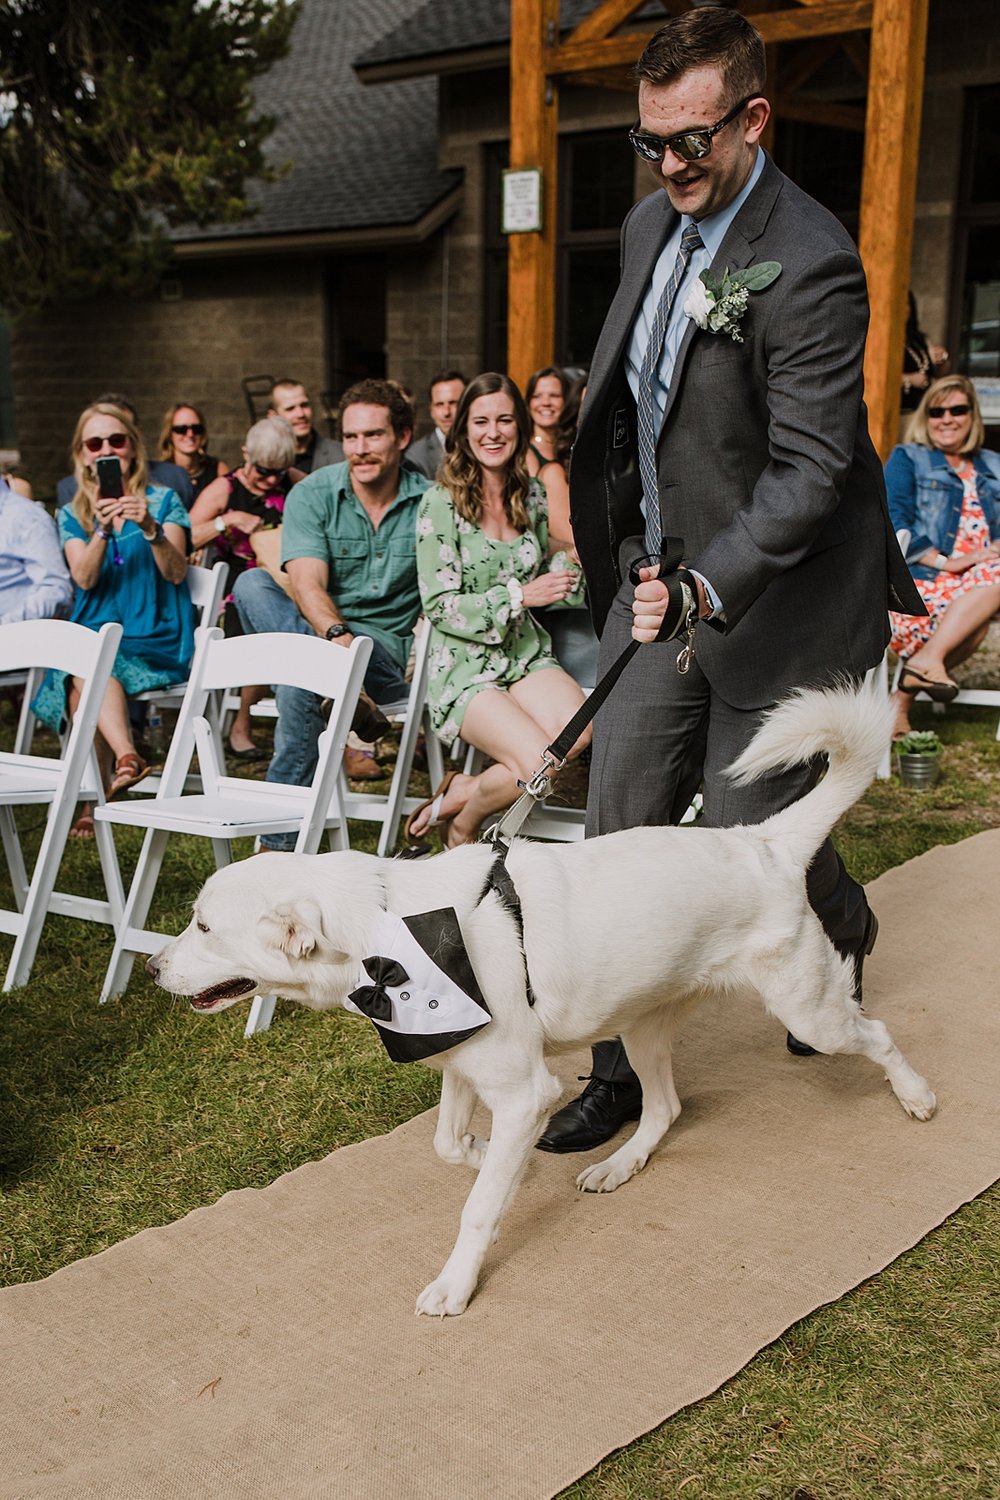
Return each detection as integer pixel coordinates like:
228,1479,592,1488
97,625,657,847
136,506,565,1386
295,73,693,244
538,9,923,1153
405,369,466,479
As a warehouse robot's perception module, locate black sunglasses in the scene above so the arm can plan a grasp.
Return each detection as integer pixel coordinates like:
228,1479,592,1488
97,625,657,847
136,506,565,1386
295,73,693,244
82,433,128,453
172,422,205,436
927,404,971,419
629,96,752,164
252,463,286,479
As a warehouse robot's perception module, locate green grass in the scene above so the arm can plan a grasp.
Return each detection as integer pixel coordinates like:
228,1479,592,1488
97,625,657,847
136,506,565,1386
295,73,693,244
1,703,999,1497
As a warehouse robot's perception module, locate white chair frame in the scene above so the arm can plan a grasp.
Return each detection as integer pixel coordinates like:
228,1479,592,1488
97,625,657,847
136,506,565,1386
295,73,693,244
0,619,125,991
95,627,372,1036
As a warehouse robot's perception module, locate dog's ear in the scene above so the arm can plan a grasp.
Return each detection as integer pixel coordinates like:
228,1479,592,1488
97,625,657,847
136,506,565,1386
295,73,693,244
260,899,328,959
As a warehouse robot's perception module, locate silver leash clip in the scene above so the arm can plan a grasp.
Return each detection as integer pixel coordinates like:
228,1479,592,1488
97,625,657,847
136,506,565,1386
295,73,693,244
517,748,566,800
675,583,698,675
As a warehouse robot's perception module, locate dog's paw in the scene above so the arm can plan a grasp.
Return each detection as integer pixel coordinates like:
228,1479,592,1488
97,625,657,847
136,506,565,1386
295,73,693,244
895,1076,937,1121
575,1152,644,1194
415,1276,472,1318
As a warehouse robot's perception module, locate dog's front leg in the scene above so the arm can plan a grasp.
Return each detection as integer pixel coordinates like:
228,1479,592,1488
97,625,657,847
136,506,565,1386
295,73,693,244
433,1068,487,1170
576,1012,683,1194
416,1094,547,1317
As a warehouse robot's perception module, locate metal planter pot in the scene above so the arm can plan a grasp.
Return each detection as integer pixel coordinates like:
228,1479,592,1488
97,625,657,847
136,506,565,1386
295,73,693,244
895,752,941,789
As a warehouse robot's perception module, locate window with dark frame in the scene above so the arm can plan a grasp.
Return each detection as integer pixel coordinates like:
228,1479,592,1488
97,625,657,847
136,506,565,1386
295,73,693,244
952,84,1000,388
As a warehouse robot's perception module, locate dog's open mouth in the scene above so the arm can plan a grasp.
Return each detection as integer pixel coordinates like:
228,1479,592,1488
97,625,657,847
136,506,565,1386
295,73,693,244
189,978,257,1010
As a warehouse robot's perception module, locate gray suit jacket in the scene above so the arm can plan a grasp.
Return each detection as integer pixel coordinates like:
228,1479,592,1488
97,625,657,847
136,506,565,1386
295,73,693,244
571,155,922,710
406,430,445,481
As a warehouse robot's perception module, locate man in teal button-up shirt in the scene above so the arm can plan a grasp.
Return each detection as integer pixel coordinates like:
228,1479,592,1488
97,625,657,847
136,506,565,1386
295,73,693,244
233,379,428,843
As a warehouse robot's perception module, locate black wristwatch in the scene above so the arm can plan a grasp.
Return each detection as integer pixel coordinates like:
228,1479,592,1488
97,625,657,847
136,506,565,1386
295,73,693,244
325,623,350,640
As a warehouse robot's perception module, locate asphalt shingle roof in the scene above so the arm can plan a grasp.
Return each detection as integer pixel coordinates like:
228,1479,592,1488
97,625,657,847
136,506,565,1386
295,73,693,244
174,0,461,244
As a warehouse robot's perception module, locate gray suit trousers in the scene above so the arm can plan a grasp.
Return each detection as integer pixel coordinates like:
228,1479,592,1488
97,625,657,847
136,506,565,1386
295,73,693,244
587,553,869,1084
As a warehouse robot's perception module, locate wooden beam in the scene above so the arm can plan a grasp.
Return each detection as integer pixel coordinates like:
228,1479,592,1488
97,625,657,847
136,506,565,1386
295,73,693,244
858,0,929,459
841,32,870,80
507,0,560,390
777,36,841,94
550,2,873,74
566,0,648,47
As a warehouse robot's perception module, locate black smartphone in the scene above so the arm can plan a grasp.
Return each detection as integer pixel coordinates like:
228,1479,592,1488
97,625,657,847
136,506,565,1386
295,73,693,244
96,456,124,499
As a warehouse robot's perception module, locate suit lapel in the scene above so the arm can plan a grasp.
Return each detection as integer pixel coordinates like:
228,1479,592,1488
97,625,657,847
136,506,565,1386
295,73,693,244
590,192,679,413
658,157,785,437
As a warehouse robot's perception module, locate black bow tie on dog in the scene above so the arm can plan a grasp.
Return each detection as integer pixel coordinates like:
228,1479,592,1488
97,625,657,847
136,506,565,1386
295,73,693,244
348,956,410,1021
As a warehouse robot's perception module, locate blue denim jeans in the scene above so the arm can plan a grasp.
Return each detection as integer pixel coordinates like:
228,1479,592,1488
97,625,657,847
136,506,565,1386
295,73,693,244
232,568,409,848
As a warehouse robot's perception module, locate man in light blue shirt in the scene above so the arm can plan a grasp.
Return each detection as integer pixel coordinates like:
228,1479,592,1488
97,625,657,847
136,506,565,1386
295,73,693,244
0,483,73,625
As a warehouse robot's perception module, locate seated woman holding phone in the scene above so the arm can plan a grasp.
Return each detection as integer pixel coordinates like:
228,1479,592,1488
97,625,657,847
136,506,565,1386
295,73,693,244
31,402,192,830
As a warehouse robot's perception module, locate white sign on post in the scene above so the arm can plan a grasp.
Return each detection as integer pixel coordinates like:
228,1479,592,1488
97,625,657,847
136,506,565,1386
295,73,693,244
502,169,543,234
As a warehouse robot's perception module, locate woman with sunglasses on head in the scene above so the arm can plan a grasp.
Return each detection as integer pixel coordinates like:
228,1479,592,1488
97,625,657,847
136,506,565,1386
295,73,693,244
30,402,192,830
188,417,304,757
158,402,228,505
886,374,1000,738
405,372,589,850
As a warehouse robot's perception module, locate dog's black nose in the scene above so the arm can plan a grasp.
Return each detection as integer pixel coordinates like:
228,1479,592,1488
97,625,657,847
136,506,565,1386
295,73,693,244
145,956,161,980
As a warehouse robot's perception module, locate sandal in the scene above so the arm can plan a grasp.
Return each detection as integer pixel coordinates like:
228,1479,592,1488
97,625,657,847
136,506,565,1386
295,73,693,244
898,665,959,702
107,752,150,799
403,770,460,849
70,808,95,839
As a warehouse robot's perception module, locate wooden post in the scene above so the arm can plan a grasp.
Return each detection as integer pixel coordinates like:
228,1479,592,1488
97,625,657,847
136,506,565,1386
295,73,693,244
858,0,930,458
507,0,560,391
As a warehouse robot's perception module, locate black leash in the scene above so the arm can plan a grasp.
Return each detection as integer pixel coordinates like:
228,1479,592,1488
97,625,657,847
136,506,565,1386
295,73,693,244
479,536,698,1005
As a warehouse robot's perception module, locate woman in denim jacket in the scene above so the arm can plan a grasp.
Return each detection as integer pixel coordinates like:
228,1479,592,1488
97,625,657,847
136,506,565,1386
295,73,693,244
885,375,1000,737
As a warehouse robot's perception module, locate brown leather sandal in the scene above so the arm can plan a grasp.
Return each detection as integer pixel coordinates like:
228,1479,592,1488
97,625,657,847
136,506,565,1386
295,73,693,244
108,752,150,799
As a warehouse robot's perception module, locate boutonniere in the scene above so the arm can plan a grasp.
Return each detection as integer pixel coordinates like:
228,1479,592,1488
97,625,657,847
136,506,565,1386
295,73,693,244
684,261,782,343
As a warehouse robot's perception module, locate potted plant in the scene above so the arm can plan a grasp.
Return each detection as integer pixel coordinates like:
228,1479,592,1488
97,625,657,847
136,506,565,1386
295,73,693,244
894,729,943,788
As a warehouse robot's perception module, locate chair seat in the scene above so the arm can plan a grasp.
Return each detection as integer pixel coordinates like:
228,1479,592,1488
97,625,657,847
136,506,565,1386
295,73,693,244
94,790,318,838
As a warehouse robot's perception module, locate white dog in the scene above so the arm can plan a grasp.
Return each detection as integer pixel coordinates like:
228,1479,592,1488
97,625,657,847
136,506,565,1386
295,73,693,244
149,685,936,1316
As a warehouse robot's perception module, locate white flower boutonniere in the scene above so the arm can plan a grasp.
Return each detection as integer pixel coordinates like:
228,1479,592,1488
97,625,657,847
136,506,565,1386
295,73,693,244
684,261,782,343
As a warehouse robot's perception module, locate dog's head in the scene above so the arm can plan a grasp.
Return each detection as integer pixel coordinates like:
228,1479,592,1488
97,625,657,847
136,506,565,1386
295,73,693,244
147,855,361,1014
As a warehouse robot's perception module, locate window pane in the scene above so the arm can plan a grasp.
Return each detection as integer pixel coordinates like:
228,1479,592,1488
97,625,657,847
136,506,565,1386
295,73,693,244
567,136,635,234
960,226,1000,378
562,247,621,366
968,86,1000,205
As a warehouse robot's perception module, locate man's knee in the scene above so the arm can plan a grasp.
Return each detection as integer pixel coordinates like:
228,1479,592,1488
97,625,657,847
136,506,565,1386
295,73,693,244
232,568,305,636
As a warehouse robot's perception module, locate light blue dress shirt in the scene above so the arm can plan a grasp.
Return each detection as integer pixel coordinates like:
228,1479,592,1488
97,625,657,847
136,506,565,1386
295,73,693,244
625,148,766,616
0,484,73,626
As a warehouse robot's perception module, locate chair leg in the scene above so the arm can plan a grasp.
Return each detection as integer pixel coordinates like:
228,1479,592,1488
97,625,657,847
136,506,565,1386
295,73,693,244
377,704,426,857
0,805,29,912
99,826,171,1004
244,994,277,1037
3,791,80,991
93,813,125,928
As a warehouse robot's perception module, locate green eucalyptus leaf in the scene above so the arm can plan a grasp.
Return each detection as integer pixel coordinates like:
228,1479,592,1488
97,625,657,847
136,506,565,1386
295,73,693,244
738,261,782,293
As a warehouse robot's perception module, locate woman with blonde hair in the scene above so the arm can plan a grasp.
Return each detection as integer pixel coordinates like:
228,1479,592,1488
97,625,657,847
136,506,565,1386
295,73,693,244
31,401,192,827
158,401,227,504
405,372,587,848
886,374,1000,736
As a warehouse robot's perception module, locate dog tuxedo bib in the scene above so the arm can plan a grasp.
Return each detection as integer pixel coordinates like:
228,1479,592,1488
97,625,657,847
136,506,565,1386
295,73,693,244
345,907,492,1062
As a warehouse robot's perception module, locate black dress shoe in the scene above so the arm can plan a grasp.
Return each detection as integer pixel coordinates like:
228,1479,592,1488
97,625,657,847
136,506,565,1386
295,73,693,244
787,908,879,1056
536,1077,643,1153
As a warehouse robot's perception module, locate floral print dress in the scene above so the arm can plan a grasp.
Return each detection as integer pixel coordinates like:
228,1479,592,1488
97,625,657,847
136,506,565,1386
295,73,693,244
417,479,558,742
890,459,1000,657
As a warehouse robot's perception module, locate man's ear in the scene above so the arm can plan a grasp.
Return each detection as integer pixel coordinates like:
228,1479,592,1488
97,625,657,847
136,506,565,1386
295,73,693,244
260,899,335,959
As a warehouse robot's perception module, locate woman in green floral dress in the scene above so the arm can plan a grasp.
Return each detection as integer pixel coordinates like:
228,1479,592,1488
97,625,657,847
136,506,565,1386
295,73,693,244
407,372,589,848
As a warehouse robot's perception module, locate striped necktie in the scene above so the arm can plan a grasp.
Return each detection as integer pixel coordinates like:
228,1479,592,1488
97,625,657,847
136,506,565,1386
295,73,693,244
637,222,704,559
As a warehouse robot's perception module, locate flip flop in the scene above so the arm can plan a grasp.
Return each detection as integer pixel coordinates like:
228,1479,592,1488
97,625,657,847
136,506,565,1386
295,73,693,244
107,752,150,799
403,770,460,849
898,665,959,702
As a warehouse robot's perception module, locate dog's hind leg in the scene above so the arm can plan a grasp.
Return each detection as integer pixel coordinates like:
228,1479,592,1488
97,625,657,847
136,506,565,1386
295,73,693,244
416,1069,561,1317
760,943,937,1121
434,1068,487,1170
576,1009,684,1194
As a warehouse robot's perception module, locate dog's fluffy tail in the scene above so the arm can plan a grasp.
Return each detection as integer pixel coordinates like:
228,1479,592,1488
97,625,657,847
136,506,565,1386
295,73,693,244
727,680,893,869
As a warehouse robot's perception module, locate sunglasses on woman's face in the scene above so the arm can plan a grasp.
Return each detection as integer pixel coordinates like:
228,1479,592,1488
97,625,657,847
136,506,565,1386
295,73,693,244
172,422,205,437
253,463,286,480
927,404,971,419
82,433,129,453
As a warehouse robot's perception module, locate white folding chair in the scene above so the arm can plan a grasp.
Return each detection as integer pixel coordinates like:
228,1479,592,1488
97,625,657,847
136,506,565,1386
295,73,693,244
0,619,125,991
337,618,446,855
95,627,372,1035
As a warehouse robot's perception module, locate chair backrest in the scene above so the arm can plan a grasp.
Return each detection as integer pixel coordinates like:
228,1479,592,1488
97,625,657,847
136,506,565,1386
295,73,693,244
0,618,122,789
186,560,229,628
156,626,373,799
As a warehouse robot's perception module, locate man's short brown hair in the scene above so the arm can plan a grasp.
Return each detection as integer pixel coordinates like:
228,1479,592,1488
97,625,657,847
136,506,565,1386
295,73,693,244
635,9,766,109
339,378,414,438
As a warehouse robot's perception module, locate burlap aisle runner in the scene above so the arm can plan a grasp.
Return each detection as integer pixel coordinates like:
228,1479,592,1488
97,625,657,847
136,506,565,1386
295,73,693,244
2,832,998,1500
